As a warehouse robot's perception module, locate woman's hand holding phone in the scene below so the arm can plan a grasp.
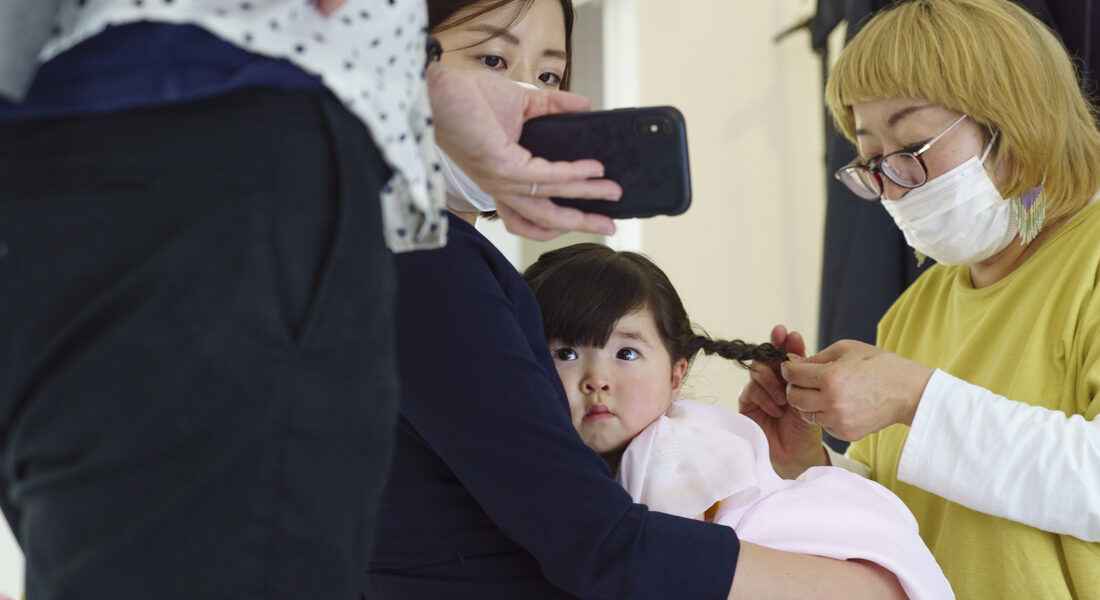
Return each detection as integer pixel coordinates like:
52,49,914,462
520,106,692,218
426,63,622,240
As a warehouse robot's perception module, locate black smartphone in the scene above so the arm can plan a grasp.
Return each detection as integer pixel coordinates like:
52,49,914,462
518,106,691,218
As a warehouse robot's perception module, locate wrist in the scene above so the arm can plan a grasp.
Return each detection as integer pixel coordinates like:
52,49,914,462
774,438,827,479
900,363,935,427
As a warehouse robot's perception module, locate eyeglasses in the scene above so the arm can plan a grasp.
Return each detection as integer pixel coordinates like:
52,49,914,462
835,114,969,200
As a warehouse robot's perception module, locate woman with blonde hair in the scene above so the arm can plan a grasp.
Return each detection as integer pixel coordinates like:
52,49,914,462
741,0,1100,597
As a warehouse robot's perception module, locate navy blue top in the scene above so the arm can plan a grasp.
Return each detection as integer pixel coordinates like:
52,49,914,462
368,214,740,599
0,22,323,120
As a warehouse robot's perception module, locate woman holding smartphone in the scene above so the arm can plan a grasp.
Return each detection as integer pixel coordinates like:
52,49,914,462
364,1,913,598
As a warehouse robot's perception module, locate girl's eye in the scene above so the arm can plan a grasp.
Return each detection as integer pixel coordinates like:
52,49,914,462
538,72,562,86
479,55,506,70
553,347,578,361
616,347,640,361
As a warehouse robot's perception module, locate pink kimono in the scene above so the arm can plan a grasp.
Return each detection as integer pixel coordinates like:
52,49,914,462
619,399,954,600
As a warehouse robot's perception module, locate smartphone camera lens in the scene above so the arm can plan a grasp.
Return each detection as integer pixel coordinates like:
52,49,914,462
636,116,672,138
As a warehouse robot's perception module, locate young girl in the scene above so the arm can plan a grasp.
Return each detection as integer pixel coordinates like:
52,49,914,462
524,243,955,600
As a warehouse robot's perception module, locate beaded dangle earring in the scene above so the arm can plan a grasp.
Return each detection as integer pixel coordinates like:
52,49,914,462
1013,185,1047,244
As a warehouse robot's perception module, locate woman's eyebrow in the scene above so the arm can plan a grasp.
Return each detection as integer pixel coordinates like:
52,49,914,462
856,104,932,136
466,25,520,45
464,24,566,60
887,105,931,127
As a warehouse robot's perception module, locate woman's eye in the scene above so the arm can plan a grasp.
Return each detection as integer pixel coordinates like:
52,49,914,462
616,348,640,360
538,72,562,86
479,55,506,70
553,347,577,361
901,140,930,154
859,155,881,168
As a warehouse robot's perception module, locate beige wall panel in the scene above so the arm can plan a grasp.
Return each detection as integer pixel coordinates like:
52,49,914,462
634,0,826,407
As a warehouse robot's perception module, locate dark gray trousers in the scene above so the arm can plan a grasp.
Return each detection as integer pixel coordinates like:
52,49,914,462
0,89,399,599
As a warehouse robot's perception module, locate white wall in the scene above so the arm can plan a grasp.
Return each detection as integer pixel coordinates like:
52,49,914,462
0,516,19,597
633,0,827,407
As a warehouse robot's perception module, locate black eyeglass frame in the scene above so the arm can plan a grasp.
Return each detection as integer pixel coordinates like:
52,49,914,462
834,113,969,201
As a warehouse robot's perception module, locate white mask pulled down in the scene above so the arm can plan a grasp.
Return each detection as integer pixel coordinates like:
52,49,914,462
881,139,1017,265
440,80,540,213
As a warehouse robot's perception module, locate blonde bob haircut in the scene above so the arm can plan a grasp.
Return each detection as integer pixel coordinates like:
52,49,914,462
825,0,1100,222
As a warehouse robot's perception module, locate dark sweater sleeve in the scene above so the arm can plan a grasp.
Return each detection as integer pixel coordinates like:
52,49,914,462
393,230,739,600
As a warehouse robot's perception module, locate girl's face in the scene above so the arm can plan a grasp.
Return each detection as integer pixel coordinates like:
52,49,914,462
433,0,567,90
550,308,687,459
852,96,1009,201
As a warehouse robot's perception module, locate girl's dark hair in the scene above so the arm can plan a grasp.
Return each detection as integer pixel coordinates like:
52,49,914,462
427,0,576,90
523,244,786,369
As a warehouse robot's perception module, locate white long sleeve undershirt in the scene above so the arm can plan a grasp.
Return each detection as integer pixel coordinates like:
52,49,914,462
827,368,1100,542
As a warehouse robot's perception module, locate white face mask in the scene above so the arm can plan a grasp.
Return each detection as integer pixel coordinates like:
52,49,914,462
881,140,1017,265
440,80,540,213
438,146,496,212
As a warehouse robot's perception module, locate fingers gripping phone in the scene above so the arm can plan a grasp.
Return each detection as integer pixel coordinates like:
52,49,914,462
518,106,692,218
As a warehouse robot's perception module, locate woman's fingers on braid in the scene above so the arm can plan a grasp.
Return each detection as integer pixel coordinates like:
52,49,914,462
810,339,859,362
770,325,789,347
780,359,827,389
784,330,807,357
749,364,788,412
785,384,819,414
754,342,786,363
740,381,784,418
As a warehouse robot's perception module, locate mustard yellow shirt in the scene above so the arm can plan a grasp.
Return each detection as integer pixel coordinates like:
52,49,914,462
848,200,1100,600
